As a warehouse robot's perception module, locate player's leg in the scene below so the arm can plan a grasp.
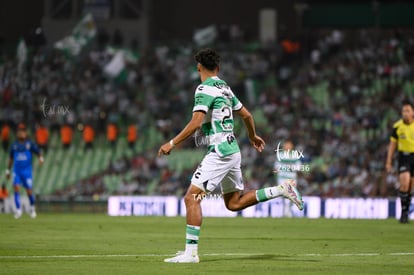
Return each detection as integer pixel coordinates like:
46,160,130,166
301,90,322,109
223,180,303,211
164,152,237,263
407,174,414,222
184,184,204,226
13,185,22,218
13,187,22,219
164,184,204,263
223,190,259,211
397,154,412,223
222,153,261,211
408,159,414,220
25,188,36,218
183,185,204,257
12,172,22,219
23,174,36,218
222,153,303,211
398,171,410,223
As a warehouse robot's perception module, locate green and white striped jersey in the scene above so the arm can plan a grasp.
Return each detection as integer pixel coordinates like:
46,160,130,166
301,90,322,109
193,76,243,157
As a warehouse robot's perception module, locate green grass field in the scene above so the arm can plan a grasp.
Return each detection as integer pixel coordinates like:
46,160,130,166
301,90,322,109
0,214,413,275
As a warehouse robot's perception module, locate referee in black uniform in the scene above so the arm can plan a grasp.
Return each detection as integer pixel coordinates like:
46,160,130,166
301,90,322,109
386,100,414,223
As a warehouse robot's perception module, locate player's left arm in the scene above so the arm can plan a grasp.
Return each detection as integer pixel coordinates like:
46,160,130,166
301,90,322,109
31,141,44,165
38,153,44,165
158,111,206,156
235,106,265,152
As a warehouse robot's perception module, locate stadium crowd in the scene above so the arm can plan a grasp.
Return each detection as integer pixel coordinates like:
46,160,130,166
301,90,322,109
1,28,414,199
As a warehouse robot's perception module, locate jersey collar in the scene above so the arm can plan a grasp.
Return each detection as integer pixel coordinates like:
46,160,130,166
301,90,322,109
202,76,220,84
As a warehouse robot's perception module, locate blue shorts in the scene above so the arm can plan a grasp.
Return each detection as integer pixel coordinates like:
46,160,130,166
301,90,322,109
12,169,33,189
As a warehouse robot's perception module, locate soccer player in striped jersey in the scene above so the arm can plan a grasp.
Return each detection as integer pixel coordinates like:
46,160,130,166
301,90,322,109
158,48,304,263
274,139,302,217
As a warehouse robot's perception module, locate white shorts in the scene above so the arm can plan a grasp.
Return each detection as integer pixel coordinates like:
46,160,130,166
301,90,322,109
191,151,243,194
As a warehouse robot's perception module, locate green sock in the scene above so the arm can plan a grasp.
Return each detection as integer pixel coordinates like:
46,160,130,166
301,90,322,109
185,225,200,256
256,186,283,202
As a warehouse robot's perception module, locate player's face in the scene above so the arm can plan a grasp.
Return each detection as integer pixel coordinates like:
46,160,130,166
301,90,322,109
17,129,27,140
402,105,414,123
283,141,294,151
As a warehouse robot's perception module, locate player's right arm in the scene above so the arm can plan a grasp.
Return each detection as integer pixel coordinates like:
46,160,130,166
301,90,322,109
158,85,211,157
6,148,13,180
386,125,398,173
386,140,397,173
235,106,265,152
158,111,206,156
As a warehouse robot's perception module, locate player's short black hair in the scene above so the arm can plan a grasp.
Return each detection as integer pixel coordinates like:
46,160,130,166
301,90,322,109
194,48,220,71
402,99,414,109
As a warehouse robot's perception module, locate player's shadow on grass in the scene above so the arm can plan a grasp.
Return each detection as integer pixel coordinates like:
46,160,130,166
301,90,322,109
202,254,320,263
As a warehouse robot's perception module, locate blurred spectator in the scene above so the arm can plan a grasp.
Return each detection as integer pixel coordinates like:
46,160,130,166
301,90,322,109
106,123,118,148
2,84,13,106
2,27,413,199
112,29,124,47
35,123,49,154
83,124,95,151
281,38,300,55
60,124,73,149
1,122,10,152
127,123,138,150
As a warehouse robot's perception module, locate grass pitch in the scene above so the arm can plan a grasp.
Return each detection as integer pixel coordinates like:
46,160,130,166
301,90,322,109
0,214,413,274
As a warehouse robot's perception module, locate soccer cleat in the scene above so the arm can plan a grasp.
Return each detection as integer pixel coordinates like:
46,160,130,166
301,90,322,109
14,209,22,219
400,212,409,224
29,207,37,219
281,179,304,211
164,251,199,263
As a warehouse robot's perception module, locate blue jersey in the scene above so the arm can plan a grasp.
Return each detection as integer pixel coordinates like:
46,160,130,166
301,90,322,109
9,140,40,171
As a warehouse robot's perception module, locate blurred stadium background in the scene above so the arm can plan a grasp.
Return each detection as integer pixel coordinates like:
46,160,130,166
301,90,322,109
1,0,414,217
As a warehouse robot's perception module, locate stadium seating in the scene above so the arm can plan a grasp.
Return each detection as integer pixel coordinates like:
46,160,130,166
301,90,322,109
2,28,414,199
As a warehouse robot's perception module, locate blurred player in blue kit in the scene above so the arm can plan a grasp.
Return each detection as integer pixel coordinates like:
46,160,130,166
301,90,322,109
6,124,44,219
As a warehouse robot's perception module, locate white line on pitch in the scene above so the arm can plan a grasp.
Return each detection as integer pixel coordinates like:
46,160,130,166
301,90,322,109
302,252,414,257
0,254,168,259
0,252,414,259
